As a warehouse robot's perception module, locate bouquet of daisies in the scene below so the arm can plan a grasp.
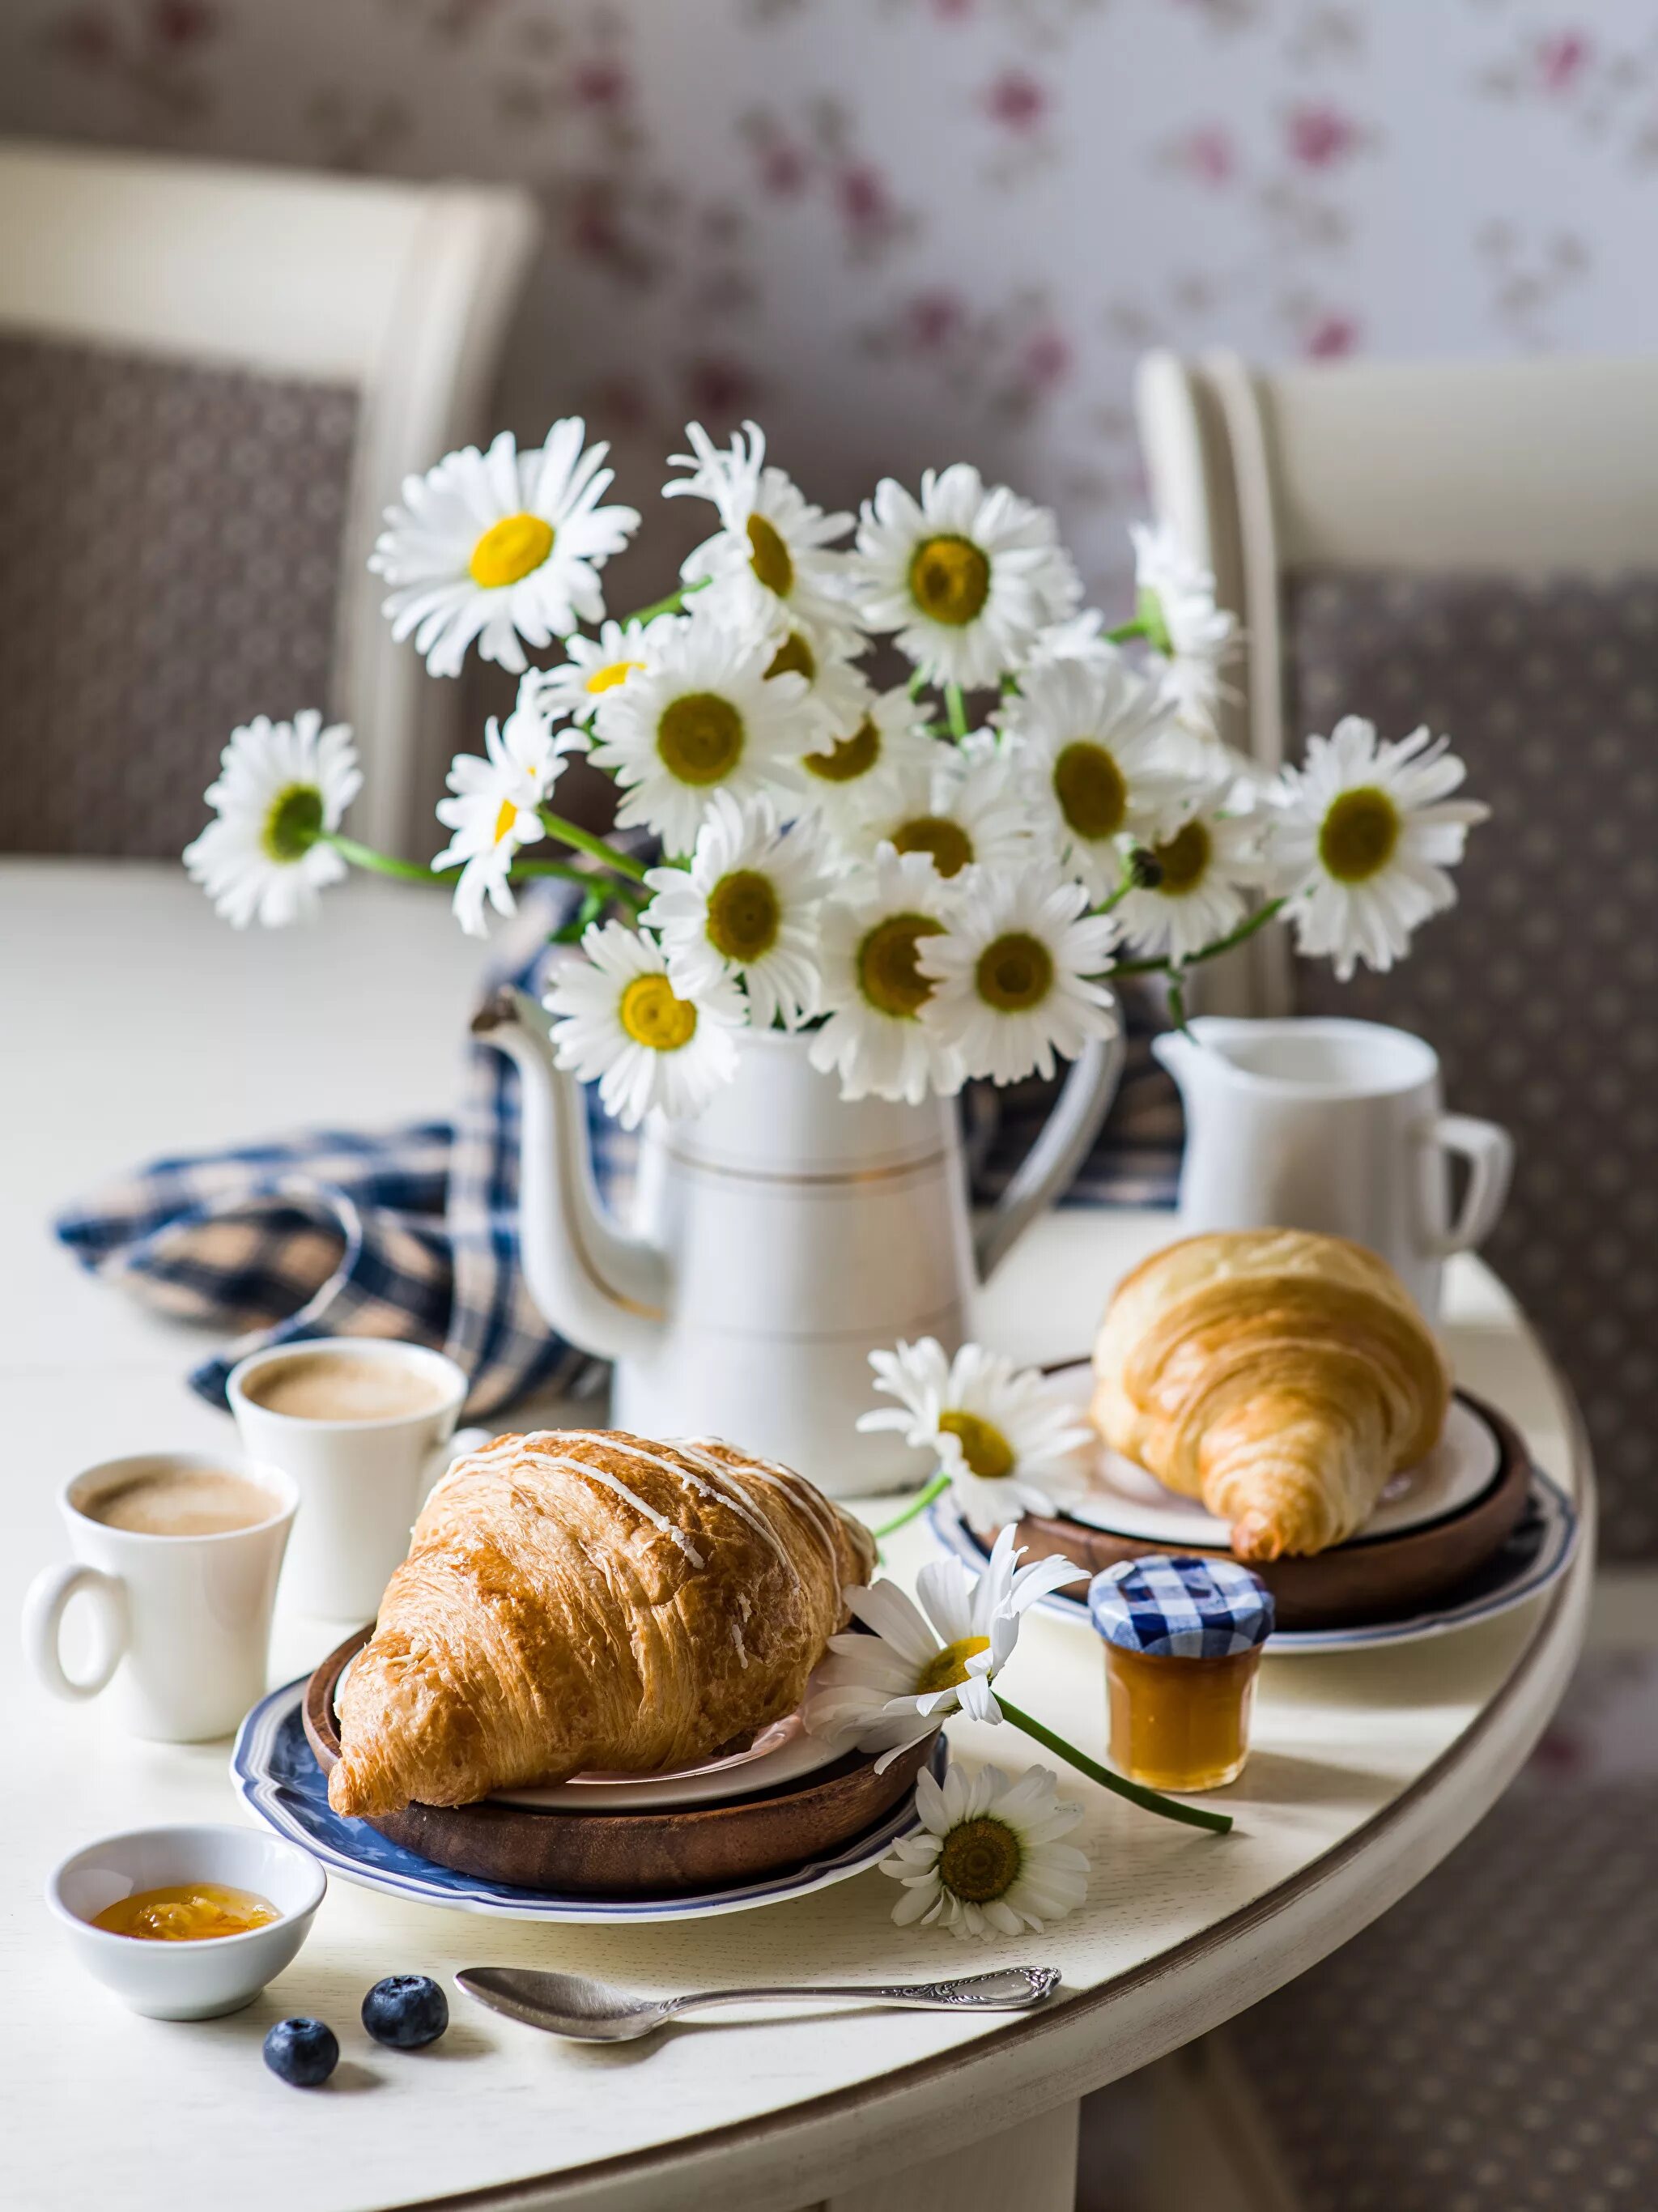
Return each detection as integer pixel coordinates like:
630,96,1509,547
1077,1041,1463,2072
185,417,1487,1129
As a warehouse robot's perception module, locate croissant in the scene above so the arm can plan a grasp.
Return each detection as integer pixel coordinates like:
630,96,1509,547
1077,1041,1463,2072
1091,1230,1450,1561
329,1427,874,1819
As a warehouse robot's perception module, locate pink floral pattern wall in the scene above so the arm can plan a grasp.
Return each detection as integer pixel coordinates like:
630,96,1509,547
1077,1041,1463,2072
3,0,1656,598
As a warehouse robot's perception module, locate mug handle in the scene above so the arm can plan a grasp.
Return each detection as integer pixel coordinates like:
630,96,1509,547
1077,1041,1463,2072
974,1018,1126,1284
1425,1114,1515,1257
22,1563,130,1702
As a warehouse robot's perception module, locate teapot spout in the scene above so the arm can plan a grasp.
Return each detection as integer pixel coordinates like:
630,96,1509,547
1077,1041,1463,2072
471,987,670,1366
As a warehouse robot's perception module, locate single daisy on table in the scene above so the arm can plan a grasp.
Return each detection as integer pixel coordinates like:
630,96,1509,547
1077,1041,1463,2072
544,921,746,1129
526,612,681,734
798,682,940,827
643,791,831,1030
840,741,1030,887
1112,779,1264,967
1130,521,1241,742
665,419,856,638
918,867,1119,1086
184,711,361,929
860,1338,1095,1536
1264,717,1489,979
1003,655,1189,903
854,464,1081,690
802,1527,1082,1771
431,691,563,940
588,604,818,855
881,1762,1089,1939
370,420,640,678
808,847,967,1104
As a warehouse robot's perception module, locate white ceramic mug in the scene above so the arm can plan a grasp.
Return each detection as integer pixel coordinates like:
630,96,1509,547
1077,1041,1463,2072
1154,1017,1515,1318
227,1338,485,1623
22,1454,297,1742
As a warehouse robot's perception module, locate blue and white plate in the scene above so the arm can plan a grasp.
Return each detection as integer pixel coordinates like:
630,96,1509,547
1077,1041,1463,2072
232,1684,942,1924
929,1467,1579,1654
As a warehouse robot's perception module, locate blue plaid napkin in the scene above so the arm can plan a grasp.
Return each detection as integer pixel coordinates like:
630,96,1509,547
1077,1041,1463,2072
54,881,1177,1421
1088,1555,1274,1658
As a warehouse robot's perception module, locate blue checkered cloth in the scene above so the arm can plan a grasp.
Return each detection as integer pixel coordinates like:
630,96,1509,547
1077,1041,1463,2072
1088,1555,1274,1658
54,881,1179,1421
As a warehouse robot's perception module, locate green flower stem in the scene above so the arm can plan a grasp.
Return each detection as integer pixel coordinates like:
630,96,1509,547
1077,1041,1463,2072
945,682,970,740
872,1471,951,1545
614,585,687,628
1166,972,1190,1035
510,858,648,911
1112,896,1287,977
908,667,929,700
997,1698,1233,1836
537,809,650,884
326,836,444,886
1105,617,1150,644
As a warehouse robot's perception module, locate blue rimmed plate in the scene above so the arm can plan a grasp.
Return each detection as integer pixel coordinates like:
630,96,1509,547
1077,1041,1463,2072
929,1466,1579,1653
232,1685,943,1924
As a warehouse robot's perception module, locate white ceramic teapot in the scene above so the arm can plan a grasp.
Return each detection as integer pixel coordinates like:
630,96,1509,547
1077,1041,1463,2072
477,989,1123,1495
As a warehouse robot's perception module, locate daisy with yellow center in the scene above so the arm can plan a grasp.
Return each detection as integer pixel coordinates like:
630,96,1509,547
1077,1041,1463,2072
1002,653,1190,900
859,1338,1095,1538
543,920,746,1129
807,848,966,1104
665,419,857,639
882,1762,1089,1940
918,865,1119,1087
1113,777,1264,967
760,608,872,741
643,790,831,1030
370,420,640,678
184,711,362,929
529,612,681,733
801,1528,1082,1772
853,463,1080,688
1265,717,1489,979
431,689,564,940
798,681,940,827
840,739,1030,886
588,605,819,855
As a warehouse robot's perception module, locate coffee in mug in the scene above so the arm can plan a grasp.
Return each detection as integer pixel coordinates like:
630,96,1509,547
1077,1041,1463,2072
84,1466,282,1538
240,1351,449,1425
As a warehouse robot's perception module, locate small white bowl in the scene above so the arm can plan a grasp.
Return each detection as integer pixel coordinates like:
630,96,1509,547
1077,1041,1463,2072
47,1824,325,2020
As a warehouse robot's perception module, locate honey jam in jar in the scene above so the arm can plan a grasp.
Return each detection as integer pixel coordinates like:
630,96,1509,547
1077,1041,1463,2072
1088,1555,1274,1793
91,1884,280,1942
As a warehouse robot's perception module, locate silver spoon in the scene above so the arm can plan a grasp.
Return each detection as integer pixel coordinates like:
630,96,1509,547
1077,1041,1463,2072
457,1963,1061,2042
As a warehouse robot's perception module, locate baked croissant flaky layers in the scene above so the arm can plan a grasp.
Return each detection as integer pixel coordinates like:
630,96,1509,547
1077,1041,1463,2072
1091,1230,1451,1562
329,1429,875,1819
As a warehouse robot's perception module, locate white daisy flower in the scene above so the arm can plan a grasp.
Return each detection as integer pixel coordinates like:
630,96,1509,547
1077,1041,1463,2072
1265,717,1489,980
853,464,1081,690
525,613,681,734
183,711,361,929
1027,605,1118,673
882,1761,1089,1939
919,868,1119,1086
798,682,940,829
1113,778,1265,968
809,848,967,1104
859,1338,1095,1537
761,610,872,738
802,1526,1082,1771
544,921,746,1129
643,791,831,1030
369,421,640,678
588,605,818,855
431,694,564,940
1003,656,1189,902
664,419,856,638
841,741,1031,887
1130,521,1241,741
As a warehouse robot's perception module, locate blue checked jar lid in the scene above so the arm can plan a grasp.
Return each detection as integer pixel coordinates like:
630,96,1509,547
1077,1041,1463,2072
1087,1555,1274,1660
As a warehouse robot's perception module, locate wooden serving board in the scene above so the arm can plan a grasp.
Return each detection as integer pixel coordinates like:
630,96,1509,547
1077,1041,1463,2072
303,1630,932,1899
1012,1392,1533,1631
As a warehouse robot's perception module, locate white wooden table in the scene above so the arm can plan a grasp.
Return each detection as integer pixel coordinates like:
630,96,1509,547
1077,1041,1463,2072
0,861,1592,2212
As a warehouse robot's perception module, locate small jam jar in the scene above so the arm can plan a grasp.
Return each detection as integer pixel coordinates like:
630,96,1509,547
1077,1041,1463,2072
1088,1555,1274,1793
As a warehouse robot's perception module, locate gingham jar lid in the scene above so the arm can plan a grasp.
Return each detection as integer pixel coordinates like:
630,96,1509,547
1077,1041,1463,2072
1087,1554,1274,1658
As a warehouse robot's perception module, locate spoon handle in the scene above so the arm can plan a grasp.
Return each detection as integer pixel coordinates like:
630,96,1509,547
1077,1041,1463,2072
666,1966,1060,2018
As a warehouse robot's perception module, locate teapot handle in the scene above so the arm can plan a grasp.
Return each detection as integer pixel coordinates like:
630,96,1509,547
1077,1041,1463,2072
973,1012,1127,1284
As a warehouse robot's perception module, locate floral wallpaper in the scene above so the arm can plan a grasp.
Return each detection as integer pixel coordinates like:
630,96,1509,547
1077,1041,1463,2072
4,0,1658,602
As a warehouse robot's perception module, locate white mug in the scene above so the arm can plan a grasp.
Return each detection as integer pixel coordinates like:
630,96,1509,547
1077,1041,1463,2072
23,1454,297,1742
1154,1017,1515,1318
227,1338,485,1623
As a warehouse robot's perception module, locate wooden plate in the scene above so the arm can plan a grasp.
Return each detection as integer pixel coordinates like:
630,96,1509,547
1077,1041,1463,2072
303,1630,932,1899
1010,1392,1533,1631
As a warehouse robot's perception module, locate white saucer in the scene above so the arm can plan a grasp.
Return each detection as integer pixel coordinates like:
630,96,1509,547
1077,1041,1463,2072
333,1656,843,1811
1047,1363,1501,1548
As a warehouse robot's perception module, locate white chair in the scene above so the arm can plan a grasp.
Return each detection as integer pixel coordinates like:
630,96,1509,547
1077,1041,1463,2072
1130,349,1658,2212
0,138,538,855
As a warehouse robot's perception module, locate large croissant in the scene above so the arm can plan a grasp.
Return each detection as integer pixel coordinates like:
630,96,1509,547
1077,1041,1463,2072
1092,1230,1450,1561
329,1428,874,1819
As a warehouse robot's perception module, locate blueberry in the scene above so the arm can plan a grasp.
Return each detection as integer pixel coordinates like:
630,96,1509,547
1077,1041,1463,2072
263,2017,339,2087
361,1974,449,2050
